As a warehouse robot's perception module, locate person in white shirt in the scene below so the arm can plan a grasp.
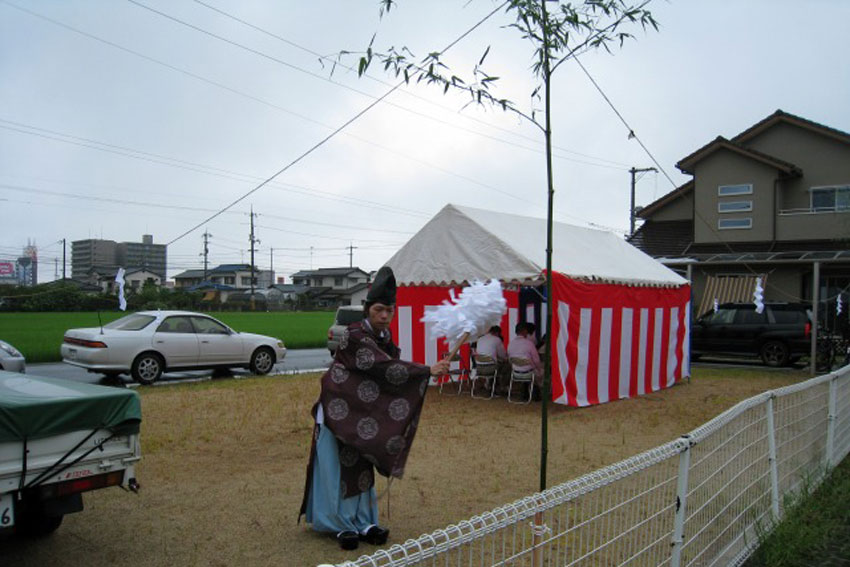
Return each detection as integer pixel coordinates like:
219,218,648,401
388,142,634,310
474,325,509,393
507,322,543,392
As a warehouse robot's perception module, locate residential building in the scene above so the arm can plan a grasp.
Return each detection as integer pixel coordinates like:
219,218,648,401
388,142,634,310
92,268,162,293
629,110,850,332
172,264,274,303
117,235,167,279
289,267,371,307
71,239,118,280
291,267,370,289
71,235,167,281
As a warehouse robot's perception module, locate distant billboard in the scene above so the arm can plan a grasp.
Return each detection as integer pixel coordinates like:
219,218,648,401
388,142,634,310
0,261,17,284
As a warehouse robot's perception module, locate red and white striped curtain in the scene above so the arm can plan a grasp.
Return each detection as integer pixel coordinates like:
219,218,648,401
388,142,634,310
391,277,691,405
550,272,691,407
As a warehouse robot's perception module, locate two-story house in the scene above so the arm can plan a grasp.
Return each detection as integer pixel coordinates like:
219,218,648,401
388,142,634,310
173,264,274,303
289,267,371,307
630,110,849,331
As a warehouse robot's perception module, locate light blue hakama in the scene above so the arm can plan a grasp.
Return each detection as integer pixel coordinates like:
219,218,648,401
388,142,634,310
305,424,378,534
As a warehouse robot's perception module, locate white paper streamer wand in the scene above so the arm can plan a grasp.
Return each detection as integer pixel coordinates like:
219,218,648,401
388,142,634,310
421,279,508,360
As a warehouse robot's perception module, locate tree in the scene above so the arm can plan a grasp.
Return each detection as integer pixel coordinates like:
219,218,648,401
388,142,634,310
356,0,657,491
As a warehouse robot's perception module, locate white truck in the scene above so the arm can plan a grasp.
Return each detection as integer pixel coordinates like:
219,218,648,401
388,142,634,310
0,370,141,536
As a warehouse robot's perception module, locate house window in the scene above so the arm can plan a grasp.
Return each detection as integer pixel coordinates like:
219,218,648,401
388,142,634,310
718,184,753,196
241,277,252,286
334,277,344,286
810,185,850,211
718,217,752,230
223,276,235,285
718,200,753,213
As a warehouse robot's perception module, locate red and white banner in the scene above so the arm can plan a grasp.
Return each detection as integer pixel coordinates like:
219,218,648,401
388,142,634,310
550,272,691,407
391,277,690,404
391,285,520,384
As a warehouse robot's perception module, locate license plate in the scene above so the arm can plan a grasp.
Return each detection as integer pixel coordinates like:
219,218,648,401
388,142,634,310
0,493,14,528
68,348,77,360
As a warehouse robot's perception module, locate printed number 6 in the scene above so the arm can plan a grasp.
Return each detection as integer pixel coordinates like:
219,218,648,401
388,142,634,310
1,507,10,526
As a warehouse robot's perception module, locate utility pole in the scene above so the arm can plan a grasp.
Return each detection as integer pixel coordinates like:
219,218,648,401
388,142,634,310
270,247,274,278
630,166,657,237
62,238,66,280
201,230,212,282
249,207,260,311
347,242,358,268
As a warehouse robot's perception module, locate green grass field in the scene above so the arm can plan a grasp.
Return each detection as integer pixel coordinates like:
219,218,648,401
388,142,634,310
0,310,334,363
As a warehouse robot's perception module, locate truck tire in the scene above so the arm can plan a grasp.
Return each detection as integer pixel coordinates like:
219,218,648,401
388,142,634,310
18,508,63,537
132,352,164,385
249,347,274,375
760,340,789,367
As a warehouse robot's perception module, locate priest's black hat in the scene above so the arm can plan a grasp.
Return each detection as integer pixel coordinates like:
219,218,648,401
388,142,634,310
366,266,396,305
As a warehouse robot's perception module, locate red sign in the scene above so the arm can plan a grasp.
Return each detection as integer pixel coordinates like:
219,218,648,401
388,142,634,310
0,262,14,276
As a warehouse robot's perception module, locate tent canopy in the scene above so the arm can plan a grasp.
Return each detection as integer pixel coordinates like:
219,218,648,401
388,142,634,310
386,204,687,288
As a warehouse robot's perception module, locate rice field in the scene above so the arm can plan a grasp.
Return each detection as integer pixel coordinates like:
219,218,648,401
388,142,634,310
0,310,334,362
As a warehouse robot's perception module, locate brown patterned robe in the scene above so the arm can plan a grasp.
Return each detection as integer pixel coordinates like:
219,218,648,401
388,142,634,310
300,320,431,517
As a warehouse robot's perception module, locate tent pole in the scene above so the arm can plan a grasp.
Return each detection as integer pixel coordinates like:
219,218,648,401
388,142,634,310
540,0,554,494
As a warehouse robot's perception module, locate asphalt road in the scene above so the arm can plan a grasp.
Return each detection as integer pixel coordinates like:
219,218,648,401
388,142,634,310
26,347,334,387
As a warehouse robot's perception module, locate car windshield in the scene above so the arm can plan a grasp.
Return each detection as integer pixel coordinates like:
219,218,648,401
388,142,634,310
104,313,157,331
337,309,363,326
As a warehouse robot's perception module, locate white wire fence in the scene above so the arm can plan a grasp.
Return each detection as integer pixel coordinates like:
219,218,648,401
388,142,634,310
320,364,850,567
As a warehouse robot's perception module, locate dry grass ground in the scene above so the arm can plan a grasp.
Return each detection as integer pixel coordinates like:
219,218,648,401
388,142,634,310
1,366,810,566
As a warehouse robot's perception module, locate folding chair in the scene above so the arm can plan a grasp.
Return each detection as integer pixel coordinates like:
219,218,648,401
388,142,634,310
469,354,498,399
438,353,468,395
508,357,535,404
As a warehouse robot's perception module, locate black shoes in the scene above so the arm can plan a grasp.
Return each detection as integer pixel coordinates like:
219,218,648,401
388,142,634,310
336,525,389,550
360,525,390,546
336,530,359,550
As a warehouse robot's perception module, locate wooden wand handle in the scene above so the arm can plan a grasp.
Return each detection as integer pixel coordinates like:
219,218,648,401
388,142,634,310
443,331,470,361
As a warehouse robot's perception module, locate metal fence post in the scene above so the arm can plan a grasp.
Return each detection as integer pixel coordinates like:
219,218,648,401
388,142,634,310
766,395,780,521
826,377,837,469
671,435,691,567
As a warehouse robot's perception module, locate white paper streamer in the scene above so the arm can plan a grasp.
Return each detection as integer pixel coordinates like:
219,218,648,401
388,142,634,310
753,277,764,314
115,267,127,311
713,297,719,313
838,294,843,316
421,280,507,348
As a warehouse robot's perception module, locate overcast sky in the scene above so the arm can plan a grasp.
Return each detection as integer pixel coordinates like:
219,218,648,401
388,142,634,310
2,0,849,283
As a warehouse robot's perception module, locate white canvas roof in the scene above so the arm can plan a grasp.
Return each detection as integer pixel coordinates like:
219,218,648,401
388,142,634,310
385,204,687,287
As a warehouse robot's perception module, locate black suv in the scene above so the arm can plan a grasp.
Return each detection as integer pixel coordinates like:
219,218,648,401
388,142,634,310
691,302,812,367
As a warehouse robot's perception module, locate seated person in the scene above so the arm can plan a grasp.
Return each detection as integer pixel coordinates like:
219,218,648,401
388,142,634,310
475,325,509,393
507,322,544,392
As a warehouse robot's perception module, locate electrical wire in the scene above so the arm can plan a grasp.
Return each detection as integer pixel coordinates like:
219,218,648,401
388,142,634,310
188,0,631,170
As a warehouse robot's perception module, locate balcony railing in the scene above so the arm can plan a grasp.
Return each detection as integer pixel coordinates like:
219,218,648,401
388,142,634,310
779,206,850,215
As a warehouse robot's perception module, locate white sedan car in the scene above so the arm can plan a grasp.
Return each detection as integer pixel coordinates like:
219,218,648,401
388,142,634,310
61,310,287,385
0,340,26,373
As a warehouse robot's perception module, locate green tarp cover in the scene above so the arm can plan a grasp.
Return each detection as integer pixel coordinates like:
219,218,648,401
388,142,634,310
0,371,141,443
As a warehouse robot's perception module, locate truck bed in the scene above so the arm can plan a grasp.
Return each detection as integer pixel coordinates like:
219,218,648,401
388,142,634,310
0,371,141,533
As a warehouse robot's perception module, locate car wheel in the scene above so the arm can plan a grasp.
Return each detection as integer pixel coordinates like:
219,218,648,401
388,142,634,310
132,352,164,385
250,347,275,375
760,340,789,367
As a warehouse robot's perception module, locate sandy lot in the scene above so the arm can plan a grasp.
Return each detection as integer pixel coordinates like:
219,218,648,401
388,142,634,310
1,366,810,566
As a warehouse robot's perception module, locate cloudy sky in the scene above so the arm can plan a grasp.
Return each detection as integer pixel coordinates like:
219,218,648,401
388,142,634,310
2,0,849,283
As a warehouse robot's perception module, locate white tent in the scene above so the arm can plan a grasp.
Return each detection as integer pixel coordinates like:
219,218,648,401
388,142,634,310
386,204,691,407
385,204,686,287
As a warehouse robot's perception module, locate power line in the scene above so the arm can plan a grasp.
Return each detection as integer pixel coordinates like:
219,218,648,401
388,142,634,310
0,119,430,218
1,2,624,226
572,55,679,190
163,2,508,246
183,0,632,171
